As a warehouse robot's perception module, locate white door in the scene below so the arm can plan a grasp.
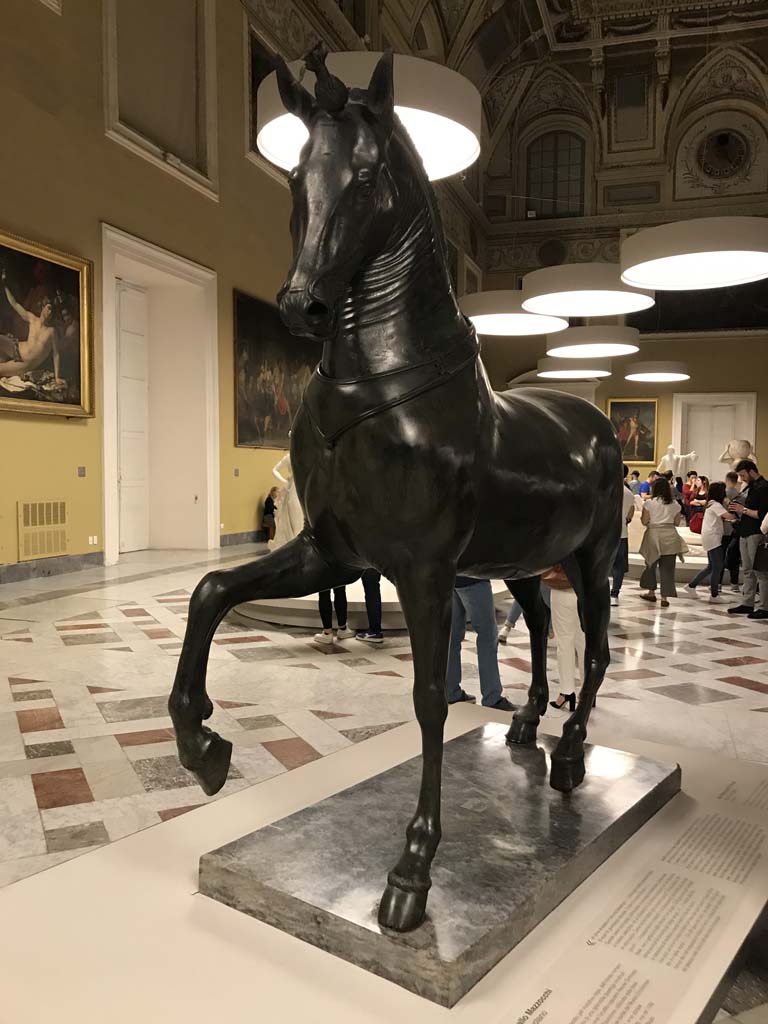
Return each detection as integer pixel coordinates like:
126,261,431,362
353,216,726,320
117,282,150,553
683,403,737,479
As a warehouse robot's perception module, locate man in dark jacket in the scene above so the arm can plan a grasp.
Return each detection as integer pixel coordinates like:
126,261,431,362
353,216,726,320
728,460,768,619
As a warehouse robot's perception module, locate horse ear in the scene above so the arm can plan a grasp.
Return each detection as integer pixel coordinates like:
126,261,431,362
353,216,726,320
274,55,316,126
367,50,394,125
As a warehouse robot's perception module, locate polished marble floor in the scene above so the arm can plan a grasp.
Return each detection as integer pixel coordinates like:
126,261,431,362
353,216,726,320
1,545,767,889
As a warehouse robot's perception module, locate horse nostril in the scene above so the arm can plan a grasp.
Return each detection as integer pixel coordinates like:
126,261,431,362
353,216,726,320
306,300,329,320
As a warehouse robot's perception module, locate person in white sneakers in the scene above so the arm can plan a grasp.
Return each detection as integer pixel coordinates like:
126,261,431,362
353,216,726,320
314,587,355,644
687,481,737,601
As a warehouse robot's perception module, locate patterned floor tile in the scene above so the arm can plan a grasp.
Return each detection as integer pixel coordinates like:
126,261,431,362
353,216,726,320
158,804,202,821
647,682,740,705
236,714,283,730
25,740,75,760
16,708,64,733
340,723,407,743
12,689,54,702
719,676,768,695
32,768,94,809
44,820,109,853
98,696,171,723
261,737,321,770
132,754,241,792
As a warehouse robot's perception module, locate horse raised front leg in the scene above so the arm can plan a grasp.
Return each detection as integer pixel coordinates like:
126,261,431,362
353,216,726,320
378,565,454,933
505,577,550,746
168,532,357,796
550,558,611,793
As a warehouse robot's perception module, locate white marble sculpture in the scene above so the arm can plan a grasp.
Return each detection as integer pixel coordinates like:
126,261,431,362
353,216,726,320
656,445,697,477
270,453,304,549
719,440,757,470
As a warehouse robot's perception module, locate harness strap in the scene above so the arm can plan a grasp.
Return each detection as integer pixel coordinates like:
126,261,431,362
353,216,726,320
301,339,479,447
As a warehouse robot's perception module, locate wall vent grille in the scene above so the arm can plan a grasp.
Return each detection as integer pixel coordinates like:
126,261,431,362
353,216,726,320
17,500,68,561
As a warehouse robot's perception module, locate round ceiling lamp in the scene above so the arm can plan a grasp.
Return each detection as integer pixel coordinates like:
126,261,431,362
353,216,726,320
536,357,612,380
256,52,481,181
546,326,640,359
624,361,690,383
460,290,568,336
521,263,655,317
620,217,768,291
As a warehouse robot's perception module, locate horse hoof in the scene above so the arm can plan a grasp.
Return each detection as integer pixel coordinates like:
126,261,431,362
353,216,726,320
378,883,428,933
507,716,538,745
190,733,233,796
550,756,585,793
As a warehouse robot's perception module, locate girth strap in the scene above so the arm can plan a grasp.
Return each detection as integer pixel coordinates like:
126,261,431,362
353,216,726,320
302,339,479,447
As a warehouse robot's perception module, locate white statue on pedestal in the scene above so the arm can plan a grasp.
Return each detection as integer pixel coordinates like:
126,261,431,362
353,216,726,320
719,439,757,470
656,445,697,477
270,452,304,549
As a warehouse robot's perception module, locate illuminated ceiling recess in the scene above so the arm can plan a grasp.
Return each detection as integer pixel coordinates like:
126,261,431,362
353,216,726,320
546,326,640,359
624,361,690,383
256,52,481,181
536,357,612,380
522,263,655,317
621,217,768,291
460,290,568,336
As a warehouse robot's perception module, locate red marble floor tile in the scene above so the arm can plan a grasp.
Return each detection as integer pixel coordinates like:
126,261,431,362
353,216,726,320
87,686,123,694
32,768,94,809
213,635,269,645
712,637,760,649
9,677,46,687
500,657,532,672
369,670,402,677
311,710,353,720
16,707,64,733
394,653,414,662
262,737,321,770
115,728,176,746
56,623,111,632
216,700,259,709
158,804,202,821
142,628,176,640
122,608,151,617
714,656,767,667
718,675,768,695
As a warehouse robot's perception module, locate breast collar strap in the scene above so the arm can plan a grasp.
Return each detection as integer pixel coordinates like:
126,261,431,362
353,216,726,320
302,338,479,447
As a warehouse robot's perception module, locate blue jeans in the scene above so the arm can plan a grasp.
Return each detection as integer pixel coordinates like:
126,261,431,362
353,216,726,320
447,581,502,707
689,546,725,597
505,582,551,626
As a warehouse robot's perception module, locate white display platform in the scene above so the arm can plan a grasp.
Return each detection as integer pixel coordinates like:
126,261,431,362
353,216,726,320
1,707,766,1023
239,578,511,629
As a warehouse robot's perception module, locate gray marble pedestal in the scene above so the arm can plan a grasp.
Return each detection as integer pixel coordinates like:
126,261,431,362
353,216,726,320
199,723,681,1007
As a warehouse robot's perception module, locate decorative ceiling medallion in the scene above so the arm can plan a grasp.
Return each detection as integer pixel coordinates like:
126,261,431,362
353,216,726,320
697,130,748,179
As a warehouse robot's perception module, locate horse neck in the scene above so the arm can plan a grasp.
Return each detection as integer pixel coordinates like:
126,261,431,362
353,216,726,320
322,139,468,379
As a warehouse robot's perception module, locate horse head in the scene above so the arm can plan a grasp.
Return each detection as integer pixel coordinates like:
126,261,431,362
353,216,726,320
276,49,400,340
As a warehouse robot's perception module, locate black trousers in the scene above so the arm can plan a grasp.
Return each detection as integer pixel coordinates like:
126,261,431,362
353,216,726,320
721,534,740,585
361,569,382,632
318,587,347,629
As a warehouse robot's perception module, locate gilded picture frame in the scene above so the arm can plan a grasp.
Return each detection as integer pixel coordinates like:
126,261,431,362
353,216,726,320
0,229,93,417
607,398,658,466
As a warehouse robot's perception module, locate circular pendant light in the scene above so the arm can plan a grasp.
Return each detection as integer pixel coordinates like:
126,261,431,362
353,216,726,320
536,357,612,380
546,326,640,359
257,52,481,181
522,263,655,317
460,290,568,336
624,361,690,383
620,217,768,291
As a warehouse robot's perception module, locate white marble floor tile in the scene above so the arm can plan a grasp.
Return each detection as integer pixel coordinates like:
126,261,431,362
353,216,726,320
0,777,45,859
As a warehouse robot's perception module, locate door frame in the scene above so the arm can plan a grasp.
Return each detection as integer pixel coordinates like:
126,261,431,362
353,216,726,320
116,280,149,554
672,392,757,468
102,224,219,566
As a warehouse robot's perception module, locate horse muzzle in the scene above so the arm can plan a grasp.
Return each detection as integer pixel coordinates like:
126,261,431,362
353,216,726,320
278,285,336,340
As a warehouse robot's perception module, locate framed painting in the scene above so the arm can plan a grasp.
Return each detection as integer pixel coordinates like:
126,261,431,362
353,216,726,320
234,289,318,449
0,229,92,416
607,398,658,465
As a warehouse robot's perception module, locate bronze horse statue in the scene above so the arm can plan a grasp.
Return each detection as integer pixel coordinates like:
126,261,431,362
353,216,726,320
169,51,623,934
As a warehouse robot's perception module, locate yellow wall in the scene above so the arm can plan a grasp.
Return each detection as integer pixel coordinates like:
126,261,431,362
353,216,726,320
0,0,293,564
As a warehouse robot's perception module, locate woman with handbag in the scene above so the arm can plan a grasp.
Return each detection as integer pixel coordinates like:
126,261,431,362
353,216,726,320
639,478,688,607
